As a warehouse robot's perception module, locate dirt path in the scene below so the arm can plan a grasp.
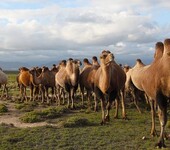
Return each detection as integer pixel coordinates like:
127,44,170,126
0,101,57,128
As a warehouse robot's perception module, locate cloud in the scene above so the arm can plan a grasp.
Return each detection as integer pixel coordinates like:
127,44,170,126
0,0,170,68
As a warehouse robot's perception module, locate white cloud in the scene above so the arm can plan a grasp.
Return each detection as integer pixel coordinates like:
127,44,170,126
0,0,170,68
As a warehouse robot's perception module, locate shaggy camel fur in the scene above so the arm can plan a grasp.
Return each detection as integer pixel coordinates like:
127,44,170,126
29,66,55,103
0,68,8,98
94,50,126,124
17,67,33,102
79,57,100,111
55,58,81,108
130,41,168,148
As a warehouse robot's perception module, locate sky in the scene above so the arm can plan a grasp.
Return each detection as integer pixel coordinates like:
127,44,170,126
0,0,170,67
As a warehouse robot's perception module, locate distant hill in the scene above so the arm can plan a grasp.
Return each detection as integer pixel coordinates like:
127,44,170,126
0,56,152,71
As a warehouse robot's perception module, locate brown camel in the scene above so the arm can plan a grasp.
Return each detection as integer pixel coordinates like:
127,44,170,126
55,58,81,108
17,67,34,102
130,41,168,148
94,50,126,124
79,57,100,111
0,68,8,98
29,66,55,104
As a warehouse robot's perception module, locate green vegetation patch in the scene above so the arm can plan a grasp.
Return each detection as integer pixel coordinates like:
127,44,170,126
20,106,70,123
63,116,93,128
15,102,37,112
0,104,8,113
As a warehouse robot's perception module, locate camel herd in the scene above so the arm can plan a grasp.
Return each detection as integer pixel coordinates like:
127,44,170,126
0,38,170,148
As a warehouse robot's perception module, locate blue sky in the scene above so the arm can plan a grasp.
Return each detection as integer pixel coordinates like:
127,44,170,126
0,0,170,67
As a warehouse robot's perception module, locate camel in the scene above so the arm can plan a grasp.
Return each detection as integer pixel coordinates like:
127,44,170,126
55,58,81,108
124,65,146,113
0,68,8,98
79,57,100,111
55,60,67,105
129,41,168,148
94,50,126,124
29,66,55,104
17,67,33,102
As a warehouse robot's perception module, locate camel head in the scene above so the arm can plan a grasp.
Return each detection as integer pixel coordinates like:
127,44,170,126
123,65,131,73
83,58,91,67
100,50,114,66
42,66,49,73
29,67,36,76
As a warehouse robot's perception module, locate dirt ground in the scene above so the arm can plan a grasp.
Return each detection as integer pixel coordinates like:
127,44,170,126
0,99,57,128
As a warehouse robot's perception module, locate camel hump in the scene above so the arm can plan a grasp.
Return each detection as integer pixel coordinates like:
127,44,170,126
136,59,142,63
164,38,170,55
135,59,145,67
154,42,164,59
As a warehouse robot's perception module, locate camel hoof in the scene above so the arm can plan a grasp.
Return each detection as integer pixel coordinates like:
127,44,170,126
155,142,166,149
100,121,105,125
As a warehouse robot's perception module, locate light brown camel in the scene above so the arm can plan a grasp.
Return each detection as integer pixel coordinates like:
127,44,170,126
130,41,168,148
55,58,81,108
55,60,67,105
94,50,126,124
0,68,8,98
29,66,55,104
79,57,100,111
17,67,34,102
124,65,146,113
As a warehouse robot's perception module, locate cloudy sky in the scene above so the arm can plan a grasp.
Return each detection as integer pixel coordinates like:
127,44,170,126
0,0,170,66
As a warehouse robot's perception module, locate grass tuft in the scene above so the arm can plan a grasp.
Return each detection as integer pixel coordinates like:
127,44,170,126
63,116,92,128
0,104,8,113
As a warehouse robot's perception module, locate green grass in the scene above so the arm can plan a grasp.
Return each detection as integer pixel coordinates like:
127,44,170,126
0,72,170,149
1,108,170,150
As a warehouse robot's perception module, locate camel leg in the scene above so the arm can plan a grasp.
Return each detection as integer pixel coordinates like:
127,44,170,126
41,86,45,103
62,89,65,105
24,87,28,102
114,99,119,119
94,93,98,112
156,94,167,148
120,90,126,119
30,85,34,101
67,91,71,108
70,88,75,109
80,85,84,107
105,100,111,122
1,84,7,99
87,90,92,110
100,97,106,125
150,100,157,137
132,89,142,114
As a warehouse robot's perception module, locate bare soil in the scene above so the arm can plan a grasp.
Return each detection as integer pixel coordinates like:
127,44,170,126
0,99,57,128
